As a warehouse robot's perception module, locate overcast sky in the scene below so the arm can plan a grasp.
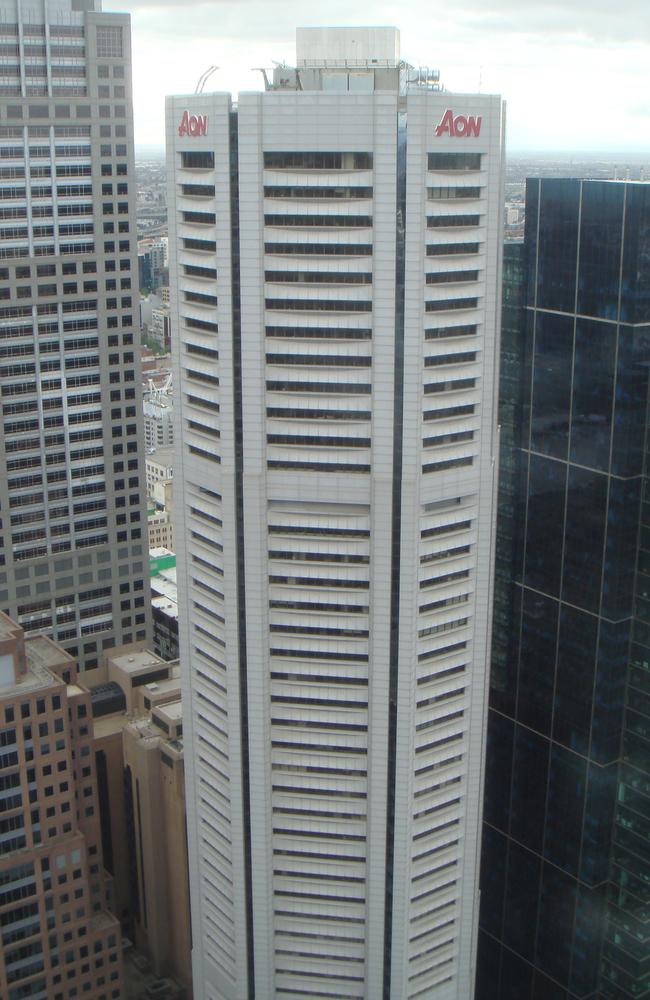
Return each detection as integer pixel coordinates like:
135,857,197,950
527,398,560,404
104,0,650,154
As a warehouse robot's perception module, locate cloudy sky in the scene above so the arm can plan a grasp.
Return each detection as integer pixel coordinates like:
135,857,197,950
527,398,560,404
104,0,650,154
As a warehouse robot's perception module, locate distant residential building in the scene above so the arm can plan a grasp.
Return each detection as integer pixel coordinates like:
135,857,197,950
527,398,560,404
90,648,190,993
150,565,179,661
0,611,125,1000
138,250,154,292
137,238,168,291
159,285,171,304
148,507,174,551
143,396,174,452
145,447,174,501
151,305,171,351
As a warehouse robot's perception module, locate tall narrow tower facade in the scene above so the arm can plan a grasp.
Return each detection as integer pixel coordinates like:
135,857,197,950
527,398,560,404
0,0,150,670
168,27,505,999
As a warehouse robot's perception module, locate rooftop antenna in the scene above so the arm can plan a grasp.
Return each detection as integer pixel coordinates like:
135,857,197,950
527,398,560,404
195,65,218,94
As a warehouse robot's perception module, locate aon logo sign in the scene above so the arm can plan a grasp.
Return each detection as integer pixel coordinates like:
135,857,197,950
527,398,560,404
435,109,482,138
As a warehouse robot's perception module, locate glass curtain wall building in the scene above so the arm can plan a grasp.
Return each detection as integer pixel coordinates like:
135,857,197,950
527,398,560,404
478,179,650,1000
0,0,151,670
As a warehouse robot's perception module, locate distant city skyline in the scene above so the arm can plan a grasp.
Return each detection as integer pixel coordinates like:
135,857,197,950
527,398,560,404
105,0,650,152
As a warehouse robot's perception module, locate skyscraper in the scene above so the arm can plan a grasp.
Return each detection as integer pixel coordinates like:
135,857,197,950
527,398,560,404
0,610,124,999
168,27,505,998
0,0,150,670
478,179,650,1000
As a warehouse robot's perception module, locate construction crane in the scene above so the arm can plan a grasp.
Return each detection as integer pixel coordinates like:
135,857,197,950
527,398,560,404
146,372,173,403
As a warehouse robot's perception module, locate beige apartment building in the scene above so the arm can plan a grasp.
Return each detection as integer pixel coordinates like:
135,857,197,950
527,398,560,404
90,646,192,995
0,610,124,1000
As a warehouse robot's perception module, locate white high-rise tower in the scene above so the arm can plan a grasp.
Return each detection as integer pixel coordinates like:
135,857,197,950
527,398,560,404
167,27,504,1000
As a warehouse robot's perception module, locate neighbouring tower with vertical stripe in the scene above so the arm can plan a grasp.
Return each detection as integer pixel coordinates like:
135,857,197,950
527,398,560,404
167,26,505,1000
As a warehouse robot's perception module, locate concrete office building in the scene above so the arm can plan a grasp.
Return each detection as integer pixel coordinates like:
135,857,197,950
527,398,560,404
0,0,151,670
91,647,191,992
0,610,124,999
168,27,504,999
478,180,650,1000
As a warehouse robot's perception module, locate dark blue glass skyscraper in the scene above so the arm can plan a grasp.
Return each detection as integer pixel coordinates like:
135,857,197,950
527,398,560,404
477,179,650,1000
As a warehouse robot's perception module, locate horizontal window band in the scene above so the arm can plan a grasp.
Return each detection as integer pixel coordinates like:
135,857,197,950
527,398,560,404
269,625,368,637
427,215,480,229
268,461,370,472
426,270,479,285
266,431,370,448
269,551,369,564
427,187,481,200
426,243,480,256
266,354,371,367
269,576,369,589
420,520,472,539
264,152,373,170
183,210,216,225
428,153,482,170
268,526,369,538
424,353,477,367
265,215,372,228
265,243,372,256
270,649,369,663
265,299,372,313
423,404,476,421
184,264,217,279
266,326,372,340
424,378,476,394
425,325,477,339
271,745,367,756
271,673,368,686
181,183,215,197
182,237,216,252
425,298,479,313
417,641,467,664
265,270,372,285
267,407,370,420
422,457,474,473
267,380,371,394
264,185,373,199
181,151,214,169
420,545,471,565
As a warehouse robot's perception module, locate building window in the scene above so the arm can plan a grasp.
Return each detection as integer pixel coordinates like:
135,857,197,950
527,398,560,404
96,26,123,58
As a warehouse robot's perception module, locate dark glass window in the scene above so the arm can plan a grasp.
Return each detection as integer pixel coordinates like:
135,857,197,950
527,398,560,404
524,454,566,596
535,863,576,985
530,310,573,460
621,185,650,323
561,465,608,614
263,151,372,170
535,179,580,313
428,152,482,170
611,324,647,477
509,724,549,854
502,844,541,968
570,319,616,470
517,590,558,736
180,151,214,169
577,182,623,319
483,710,513,832
553,605,598,756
